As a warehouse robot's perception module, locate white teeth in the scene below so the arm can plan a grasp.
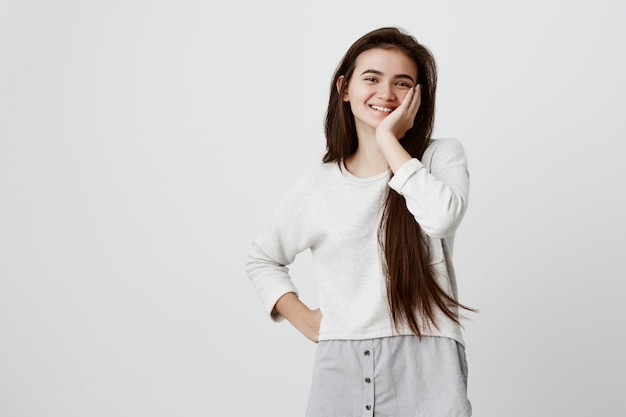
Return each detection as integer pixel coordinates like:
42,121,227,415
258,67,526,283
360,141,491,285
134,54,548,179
371,105,393,113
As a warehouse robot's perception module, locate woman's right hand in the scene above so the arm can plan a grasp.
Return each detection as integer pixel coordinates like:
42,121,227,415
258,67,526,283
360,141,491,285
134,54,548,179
274,293,322,343
297,307,322,343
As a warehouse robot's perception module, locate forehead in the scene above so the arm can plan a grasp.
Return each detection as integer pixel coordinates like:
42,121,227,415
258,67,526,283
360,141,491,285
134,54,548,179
354,48,417,76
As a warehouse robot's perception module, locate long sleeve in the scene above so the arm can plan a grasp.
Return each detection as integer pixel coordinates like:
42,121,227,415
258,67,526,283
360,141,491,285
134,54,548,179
245,160,467,345
245,177,317,321
388,138,469,238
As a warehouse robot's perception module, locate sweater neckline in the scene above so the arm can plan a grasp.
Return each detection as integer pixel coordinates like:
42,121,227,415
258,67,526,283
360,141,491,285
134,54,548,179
339,160,391,183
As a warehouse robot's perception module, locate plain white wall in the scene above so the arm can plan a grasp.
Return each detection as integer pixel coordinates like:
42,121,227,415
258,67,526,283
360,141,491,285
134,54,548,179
1,0,625,416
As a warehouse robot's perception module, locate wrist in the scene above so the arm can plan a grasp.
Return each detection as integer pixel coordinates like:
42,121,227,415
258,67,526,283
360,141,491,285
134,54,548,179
375,130,397,146
291,304,314,329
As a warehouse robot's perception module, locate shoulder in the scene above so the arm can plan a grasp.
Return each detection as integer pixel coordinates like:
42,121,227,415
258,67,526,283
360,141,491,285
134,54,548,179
425,137,466,158
277,161,339,204
422,138,468,171
266,161,340,229
296,160,340,190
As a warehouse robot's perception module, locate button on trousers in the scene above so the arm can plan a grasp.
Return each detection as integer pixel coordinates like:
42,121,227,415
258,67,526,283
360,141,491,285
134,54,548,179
305,335,471,417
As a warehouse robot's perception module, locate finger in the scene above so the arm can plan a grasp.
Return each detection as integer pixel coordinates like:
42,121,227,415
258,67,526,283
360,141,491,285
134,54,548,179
403,85,415,109
408,85,421,115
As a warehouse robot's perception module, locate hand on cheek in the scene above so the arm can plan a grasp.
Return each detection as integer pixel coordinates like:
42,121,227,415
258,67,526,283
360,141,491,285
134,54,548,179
376,85,422,141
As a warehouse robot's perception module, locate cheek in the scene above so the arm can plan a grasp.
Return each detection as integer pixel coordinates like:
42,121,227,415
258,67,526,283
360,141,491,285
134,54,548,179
347,89,368,103
398,91,410,102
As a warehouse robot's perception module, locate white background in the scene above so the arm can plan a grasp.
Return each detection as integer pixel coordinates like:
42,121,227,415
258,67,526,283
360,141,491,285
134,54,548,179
1,0,625,416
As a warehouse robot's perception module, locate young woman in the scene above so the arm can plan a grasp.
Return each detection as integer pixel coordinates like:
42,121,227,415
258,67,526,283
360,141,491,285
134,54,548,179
246,26,474,416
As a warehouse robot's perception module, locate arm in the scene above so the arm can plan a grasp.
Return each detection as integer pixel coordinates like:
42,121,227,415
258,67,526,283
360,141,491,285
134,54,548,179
374,86,469,238
375,85,420,173
274,292,322,343
246,175,321,332
388,138,469,238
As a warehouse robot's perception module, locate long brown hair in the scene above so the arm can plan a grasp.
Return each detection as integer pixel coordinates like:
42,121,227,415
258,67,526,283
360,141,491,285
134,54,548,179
323,27,473,337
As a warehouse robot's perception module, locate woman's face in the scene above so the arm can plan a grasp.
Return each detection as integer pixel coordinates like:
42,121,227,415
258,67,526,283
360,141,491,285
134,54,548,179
339,48,418,133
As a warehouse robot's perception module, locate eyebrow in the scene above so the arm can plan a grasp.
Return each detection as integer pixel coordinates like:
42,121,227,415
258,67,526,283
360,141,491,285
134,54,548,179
360,69,415,83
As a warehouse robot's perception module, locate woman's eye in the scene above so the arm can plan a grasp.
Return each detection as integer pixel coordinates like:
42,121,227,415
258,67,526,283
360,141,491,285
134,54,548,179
396,82,411,88
365,77,377,82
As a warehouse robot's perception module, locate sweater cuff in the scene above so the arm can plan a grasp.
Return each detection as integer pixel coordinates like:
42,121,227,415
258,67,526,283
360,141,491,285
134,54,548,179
388,158,425,194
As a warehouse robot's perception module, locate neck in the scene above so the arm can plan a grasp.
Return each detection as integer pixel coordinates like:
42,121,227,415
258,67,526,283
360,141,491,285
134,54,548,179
344,129,389,178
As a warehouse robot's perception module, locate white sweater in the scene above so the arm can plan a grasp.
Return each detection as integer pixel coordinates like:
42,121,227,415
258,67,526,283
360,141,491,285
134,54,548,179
246,138,470,345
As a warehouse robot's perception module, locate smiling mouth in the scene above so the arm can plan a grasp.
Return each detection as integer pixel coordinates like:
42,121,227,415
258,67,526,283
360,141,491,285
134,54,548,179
370,105,395,113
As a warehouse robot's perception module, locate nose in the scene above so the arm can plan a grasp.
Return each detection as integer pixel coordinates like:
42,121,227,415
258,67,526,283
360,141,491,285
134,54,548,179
377,83,396,101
